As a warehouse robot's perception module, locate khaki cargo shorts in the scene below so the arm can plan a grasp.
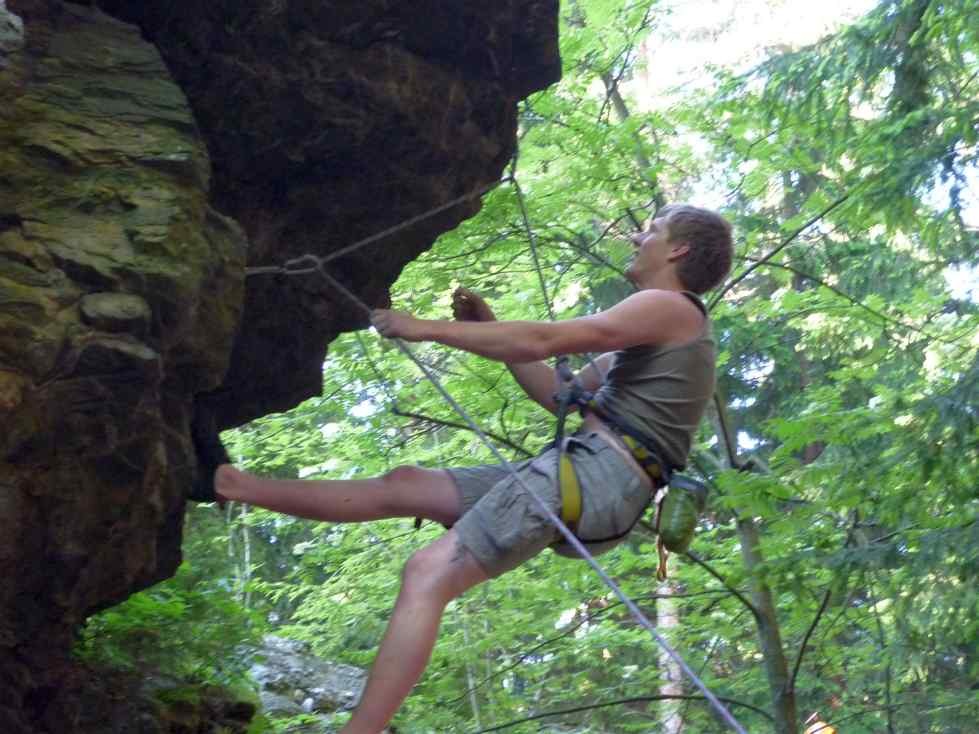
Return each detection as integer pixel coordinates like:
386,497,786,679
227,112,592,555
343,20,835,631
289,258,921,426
446,430,653,578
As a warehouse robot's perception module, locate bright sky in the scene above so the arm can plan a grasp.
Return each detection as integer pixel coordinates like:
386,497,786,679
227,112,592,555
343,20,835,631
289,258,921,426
630,0,978,299
635,0,880,97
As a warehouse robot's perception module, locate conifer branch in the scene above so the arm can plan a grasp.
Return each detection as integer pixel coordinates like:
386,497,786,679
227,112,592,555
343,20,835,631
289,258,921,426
736,255,969,346
391,406,534,458
472,694,774,732
709,193,851,310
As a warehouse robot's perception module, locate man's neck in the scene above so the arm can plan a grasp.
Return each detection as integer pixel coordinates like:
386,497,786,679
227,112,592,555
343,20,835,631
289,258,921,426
634,271,686,292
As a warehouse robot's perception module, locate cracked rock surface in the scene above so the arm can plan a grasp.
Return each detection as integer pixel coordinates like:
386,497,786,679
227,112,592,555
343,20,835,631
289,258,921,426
99,0,561,428
0,1,559,732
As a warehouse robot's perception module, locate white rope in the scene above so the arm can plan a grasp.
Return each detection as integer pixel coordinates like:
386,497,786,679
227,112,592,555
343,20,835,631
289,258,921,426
306,261,748,734
243,177,748,732
506,150,606,383
245,177,509,277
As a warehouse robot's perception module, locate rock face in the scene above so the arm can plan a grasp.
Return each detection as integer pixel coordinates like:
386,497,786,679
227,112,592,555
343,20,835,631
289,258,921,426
97,0,561,428
251,635,367,729
0,4,245,732
0,1,559,732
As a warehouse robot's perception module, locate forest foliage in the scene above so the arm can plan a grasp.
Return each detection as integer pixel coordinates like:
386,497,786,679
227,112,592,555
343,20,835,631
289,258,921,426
78,0,978,732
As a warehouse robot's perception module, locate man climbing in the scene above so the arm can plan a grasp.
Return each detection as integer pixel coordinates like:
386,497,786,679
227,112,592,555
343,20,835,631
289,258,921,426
192,204,733,734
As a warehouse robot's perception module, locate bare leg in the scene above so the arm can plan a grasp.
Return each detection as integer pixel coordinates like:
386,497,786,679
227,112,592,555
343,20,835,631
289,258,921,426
215,464,462,526
340,529,489,734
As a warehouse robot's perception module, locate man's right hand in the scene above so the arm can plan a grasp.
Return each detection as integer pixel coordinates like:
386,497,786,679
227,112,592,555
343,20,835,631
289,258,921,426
452,287,496,322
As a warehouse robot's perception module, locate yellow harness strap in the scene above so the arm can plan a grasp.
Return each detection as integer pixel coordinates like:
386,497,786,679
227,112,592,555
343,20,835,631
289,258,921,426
557,436,665,522
617,434,664,482
622,434,671,580
558,450,582,530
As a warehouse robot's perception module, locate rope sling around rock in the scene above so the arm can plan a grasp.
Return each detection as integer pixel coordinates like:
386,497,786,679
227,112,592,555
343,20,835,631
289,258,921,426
244,177,749,734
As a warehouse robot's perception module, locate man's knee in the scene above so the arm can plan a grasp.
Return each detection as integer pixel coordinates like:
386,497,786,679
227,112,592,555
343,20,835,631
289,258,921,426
378,465,426,514
401,544,444,596
380,465,459,523
402,539,477,600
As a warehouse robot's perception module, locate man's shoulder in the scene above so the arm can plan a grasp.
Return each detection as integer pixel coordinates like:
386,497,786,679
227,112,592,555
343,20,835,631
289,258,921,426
620,288,706,321
614,289,706,345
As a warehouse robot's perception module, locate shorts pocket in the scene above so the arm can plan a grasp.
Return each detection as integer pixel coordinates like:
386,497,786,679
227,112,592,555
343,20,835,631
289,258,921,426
577,472,649,541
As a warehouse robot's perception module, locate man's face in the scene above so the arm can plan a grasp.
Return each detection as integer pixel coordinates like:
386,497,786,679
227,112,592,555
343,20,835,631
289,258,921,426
625,215,672,284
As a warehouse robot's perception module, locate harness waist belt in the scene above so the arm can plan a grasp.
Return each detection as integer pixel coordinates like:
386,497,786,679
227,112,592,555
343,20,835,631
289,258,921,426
586,400,675,486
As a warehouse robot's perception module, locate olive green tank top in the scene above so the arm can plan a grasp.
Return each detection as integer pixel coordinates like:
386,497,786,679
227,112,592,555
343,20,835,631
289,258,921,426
593,292,715,469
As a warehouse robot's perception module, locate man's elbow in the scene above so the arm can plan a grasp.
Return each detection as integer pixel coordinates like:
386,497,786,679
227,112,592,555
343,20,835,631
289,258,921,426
514,322,610,361
511,345,549,363
523,339,562,362
516,326,563,362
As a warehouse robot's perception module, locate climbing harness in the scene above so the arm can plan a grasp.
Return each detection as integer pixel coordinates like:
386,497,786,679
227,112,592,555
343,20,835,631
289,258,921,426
514,149,709,580
243,172,748,734
550,355,710,581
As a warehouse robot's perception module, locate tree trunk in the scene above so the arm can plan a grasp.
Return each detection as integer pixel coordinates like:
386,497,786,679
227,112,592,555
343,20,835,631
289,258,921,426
738,516,798,734
240,502,252,609
601,70,666,210
657,582,684,734
713,398,799,733
457,606,483,730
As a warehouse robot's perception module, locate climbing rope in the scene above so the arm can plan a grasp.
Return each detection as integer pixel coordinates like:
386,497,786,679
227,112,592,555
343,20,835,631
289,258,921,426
244,176,748,733
245,178,508,277
507,152,607,385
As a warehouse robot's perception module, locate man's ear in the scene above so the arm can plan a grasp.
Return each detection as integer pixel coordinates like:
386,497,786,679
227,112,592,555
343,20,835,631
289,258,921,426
668,242,690,261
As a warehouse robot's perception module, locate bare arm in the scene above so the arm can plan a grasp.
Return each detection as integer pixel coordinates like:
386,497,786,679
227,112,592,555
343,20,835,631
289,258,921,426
506,360,557,412
372,289,703,411
447,289,559,412
511,352,614,415
373,289,704,363
443,289,614,414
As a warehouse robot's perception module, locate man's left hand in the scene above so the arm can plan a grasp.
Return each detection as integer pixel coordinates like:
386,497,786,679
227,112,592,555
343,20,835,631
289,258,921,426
371,309,427,342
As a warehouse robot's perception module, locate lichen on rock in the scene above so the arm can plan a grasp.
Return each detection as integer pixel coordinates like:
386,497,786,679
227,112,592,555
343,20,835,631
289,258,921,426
0,4,245,731
0,1,560,731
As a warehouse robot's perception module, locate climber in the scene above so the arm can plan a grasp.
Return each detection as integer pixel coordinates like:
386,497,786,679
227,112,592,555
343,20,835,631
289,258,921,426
190,203,733,734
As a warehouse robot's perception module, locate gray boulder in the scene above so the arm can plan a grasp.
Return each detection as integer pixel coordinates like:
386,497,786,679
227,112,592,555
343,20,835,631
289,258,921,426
251,635,367,717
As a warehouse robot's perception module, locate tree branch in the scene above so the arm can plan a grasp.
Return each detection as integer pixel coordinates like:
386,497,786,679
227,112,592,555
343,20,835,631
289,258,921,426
788,585,832,693
789,511,860,692
819,698,977,730
735,255,969,346
712,390,745,469
472,694,774,732
869,575,898,734
549,231,628,278
685,550,763,623
390,406,534,458
709,193,851,310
